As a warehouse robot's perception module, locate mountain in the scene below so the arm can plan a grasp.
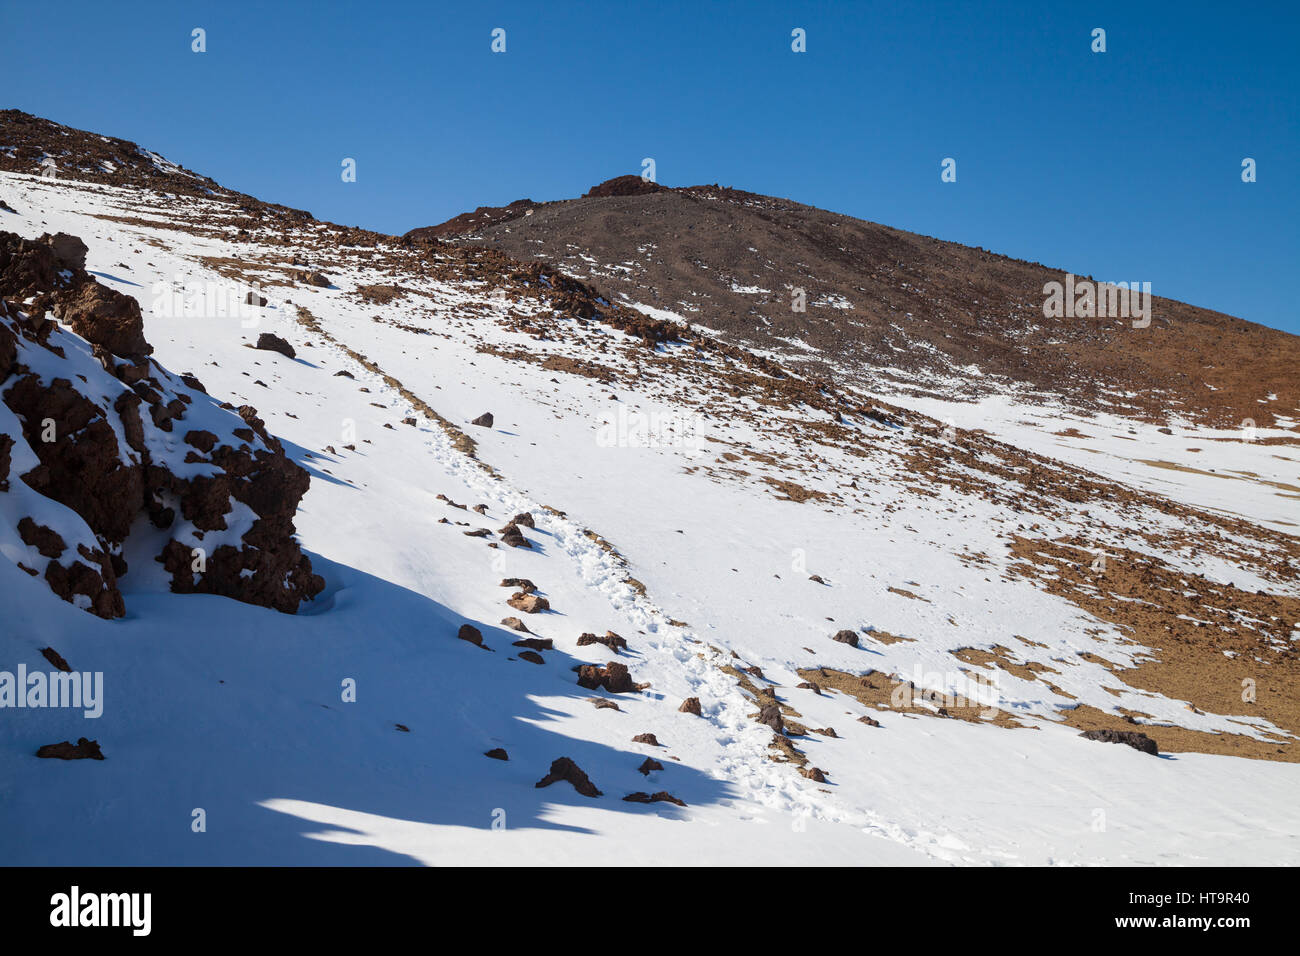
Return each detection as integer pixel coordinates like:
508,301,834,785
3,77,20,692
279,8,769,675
409,177,1300,429
2,111,1298,866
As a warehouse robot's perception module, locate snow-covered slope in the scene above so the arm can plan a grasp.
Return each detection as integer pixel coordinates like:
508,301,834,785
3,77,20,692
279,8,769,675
2,161,1297,866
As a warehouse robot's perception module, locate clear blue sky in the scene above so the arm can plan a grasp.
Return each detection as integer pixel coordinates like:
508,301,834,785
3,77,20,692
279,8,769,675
5,0,1297,332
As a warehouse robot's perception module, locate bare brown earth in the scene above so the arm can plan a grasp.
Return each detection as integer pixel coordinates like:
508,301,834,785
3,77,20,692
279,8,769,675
408,178,1300,429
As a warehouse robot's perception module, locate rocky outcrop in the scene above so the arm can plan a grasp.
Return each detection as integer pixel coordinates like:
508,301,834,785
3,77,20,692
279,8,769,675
0,230,323,617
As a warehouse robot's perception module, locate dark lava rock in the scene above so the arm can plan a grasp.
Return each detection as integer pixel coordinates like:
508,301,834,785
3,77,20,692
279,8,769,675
535,757,601,797
457,623,484,647
1,231,322,618
832,629,859,647
37,737,103,760
577,660,640,694
39,647,71,672
254,333,295,359
757,703,785,733
577,631,627,653
623,790,686,807
484,748,509,761
1080,728,1159,756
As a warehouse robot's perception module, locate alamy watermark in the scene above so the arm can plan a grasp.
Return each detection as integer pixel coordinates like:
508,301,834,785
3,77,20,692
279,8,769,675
0,664,103,718
1043,273,1152,327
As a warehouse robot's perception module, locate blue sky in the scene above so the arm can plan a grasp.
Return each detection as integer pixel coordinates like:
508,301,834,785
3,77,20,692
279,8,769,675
5,0,1297,332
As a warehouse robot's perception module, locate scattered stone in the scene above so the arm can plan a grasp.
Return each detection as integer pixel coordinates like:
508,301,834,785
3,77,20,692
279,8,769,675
756,703,785,733
535,757,601,797
40,647,71,672
800,766,827,782
463,528,491,537
512,637,552,650
333,370,354,378
588,697,621,711
577,660,644,694
1080,728,1159,756
254,333,295,359
244,291,268,307
577,631,628,653
623,791,686,807
499,523,531,548
858,715,882,727
484,748,509,761
471,412,494,428
678,697,702,716
36,738,104,760
500,617,530,632
456,623,484,647
638,758,664,775
808,574,825,584
796,681,822,694
472,504,488,514
512,512,535,528
832,629,859,647
500,577,536,592
518,650,544,665
395,724,410,732
632,733,661,746
812,727,838,738
507,592,549,613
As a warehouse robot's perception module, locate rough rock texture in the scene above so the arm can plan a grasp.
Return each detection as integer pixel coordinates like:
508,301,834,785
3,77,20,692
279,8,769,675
534,757,601,797
577,660,644,694
1080,728,1160,756
623,790,686,806
832,629,860,647
678,697,702,716
254,332,296,359
36,737,104,760
0,230,323,617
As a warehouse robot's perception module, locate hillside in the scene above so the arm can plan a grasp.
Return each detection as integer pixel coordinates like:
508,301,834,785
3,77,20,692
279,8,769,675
2,112,1298,866
411,178,1300,431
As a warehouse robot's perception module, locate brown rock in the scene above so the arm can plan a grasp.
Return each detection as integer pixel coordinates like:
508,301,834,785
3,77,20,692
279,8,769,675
40,647,71,672
577,631,628,653
254,333,296,359
678,697,702,716
484,748,509,761
832,629,859,647
36,737,104,760
535,757,601,797
577,660,640,693
632,733,661,746
457,623,484,646
638,757,664,775
512,637,552,650
471,412,494,427
623,790,686,806
507,592,549,613
500,617,530,632
518,650,544,665
59,281,150,357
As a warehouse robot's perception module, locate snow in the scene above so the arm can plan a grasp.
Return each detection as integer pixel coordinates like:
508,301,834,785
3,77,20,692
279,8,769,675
2,169,1298,866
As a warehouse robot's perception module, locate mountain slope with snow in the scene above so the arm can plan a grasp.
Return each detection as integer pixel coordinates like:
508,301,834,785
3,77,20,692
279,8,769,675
2,115,1297,866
